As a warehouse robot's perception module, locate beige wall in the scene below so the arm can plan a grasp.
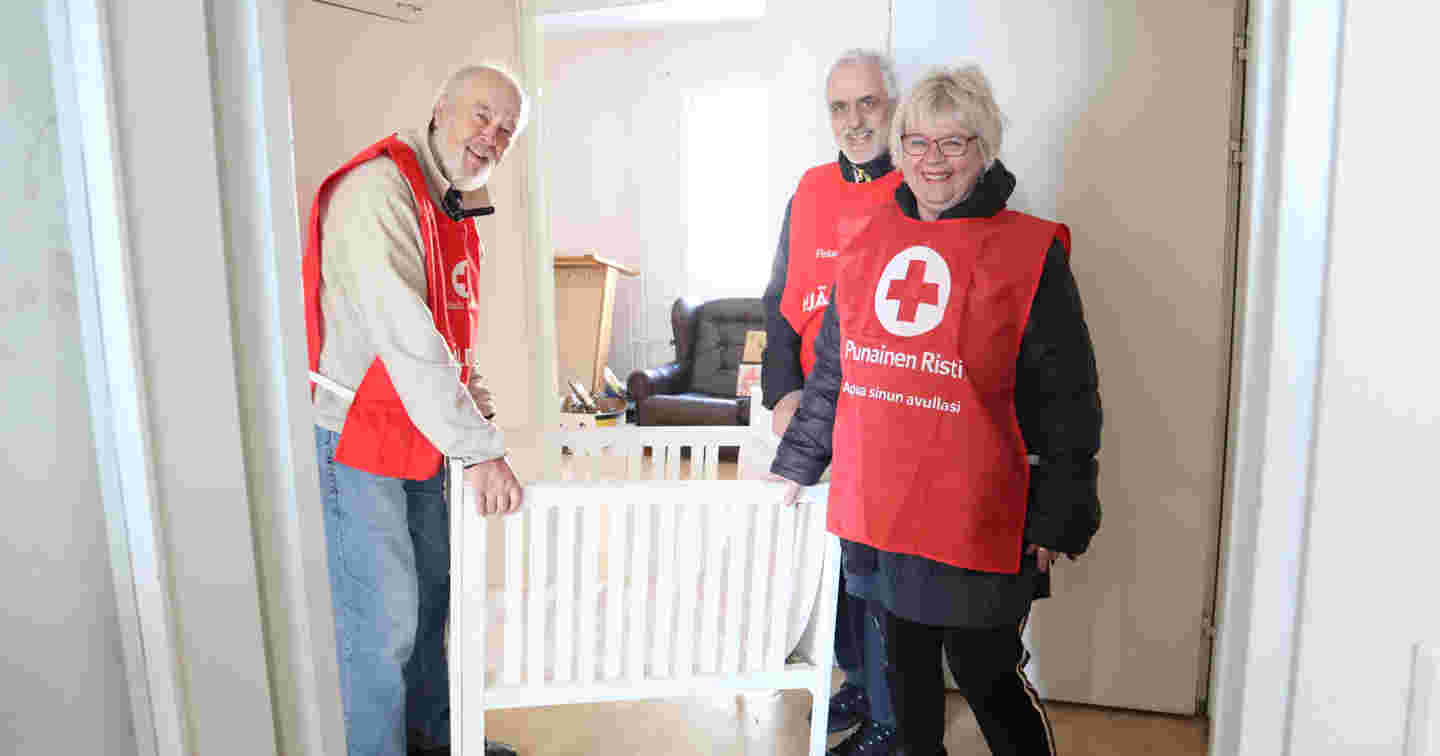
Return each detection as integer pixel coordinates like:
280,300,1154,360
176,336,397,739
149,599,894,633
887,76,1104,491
542,0,889,381
288,0,540,433
1289,1,1440,751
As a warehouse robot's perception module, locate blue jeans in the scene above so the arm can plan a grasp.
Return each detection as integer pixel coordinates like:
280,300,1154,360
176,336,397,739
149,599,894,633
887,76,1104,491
835,573,896,726
316,428,450,756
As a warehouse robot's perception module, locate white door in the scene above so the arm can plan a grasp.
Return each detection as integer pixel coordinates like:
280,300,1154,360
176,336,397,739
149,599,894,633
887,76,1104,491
894,0,1241,714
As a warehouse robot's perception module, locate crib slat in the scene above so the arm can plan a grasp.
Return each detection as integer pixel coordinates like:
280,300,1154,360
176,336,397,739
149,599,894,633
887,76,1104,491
650,494,679,678
744,496,776,672
448,461,469,755
667,444,683,480
578,503,602,684
628,442,644,481
526,507,549,684
582,443,597,482
503,513,524,686
767,497,798,669
551,437,566,481
720,499,750,675
604,500,629,680
698,494,727,674
787,497,818,659
628,497,653,680
553,507,576,683
671,498,702,678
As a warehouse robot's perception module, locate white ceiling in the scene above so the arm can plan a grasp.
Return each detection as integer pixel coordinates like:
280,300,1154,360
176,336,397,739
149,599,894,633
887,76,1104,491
538,0,766,32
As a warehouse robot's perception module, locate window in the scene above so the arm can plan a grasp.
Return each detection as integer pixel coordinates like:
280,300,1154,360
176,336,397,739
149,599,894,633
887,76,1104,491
683,86,771,302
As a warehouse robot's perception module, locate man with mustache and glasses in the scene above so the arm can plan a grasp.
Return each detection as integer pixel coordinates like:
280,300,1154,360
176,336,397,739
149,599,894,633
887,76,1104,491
302,64,528,756
762,49,903,755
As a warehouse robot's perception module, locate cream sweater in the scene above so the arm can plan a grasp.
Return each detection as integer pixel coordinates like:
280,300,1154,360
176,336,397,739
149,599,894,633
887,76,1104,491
311,126,504,466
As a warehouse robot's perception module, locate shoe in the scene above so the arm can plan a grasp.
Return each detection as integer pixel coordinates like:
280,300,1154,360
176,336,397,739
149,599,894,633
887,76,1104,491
826,682,870,734
408,741,517,756
827,720,898,755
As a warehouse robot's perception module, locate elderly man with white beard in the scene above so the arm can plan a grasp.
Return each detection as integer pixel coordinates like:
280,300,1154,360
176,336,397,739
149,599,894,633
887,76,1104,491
761,49,903,755
302,64,527,756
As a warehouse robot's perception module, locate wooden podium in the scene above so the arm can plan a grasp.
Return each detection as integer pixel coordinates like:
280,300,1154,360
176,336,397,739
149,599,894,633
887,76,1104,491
554,253,638,395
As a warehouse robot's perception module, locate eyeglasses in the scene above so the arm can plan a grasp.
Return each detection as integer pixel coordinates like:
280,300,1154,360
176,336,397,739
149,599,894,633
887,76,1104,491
900,133,978,157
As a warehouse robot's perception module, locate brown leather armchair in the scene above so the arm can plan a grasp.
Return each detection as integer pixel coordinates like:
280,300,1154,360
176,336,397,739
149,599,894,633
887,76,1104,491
627,297,765,426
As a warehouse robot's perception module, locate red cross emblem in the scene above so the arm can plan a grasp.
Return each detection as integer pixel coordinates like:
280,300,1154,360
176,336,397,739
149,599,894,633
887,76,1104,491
884,260,941,323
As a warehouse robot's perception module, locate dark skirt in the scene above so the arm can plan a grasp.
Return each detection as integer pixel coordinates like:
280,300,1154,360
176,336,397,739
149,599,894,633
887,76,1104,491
841,539,1050,628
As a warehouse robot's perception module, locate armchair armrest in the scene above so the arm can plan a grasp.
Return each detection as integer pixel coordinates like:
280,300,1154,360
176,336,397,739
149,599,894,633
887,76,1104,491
627,361,689,403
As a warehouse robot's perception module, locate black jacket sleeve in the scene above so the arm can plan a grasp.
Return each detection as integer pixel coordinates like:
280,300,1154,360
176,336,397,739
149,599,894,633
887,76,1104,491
769,284,841,485
761,197,804,410
1018,240,1103,554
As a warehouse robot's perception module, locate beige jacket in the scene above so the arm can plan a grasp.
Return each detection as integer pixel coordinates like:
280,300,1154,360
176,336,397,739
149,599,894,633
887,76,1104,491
312,125,504,466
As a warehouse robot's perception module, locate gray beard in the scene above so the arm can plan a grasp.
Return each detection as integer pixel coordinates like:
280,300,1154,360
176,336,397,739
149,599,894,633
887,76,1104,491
452,163,491,191
432,130,491,191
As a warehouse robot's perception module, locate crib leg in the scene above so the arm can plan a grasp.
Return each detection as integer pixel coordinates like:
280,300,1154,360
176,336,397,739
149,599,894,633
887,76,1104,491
808,684,830,756
807,534,843,755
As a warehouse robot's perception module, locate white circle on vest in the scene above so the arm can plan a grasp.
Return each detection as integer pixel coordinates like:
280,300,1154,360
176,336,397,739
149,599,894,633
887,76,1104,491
451,260,470,300
873,246,950,337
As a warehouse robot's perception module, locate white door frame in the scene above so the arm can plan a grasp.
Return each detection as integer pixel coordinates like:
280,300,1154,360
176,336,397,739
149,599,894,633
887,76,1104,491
46,0,1338,753
44,0,189,752
45,0,342,753
1209,0,1344,754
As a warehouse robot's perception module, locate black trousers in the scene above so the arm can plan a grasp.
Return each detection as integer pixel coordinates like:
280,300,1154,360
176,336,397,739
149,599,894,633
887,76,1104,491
881,611,1056,756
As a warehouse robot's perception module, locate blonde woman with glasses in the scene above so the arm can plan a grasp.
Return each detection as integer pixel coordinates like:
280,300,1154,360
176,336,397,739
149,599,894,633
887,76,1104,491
772,65,1102,756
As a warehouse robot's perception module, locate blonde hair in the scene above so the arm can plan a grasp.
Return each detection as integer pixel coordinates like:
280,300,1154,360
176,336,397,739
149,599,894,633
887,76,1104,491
431,62,531,136
889,64,1004,168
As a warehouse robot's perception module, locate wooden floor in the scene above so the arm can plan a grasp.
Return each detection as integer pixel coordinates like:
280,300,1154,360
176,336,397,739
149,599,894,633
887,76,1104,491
484,671,1209,755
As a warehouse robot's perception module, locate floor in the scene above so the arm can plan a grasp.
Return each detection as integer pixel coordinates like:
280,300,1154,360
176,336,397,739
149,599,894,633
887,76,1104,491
484,670,1209,755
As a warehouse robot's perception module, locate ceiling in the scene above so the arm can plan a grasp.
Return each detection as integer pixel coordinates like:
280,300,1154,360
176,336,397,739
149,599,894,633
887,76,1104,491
538,0,766,32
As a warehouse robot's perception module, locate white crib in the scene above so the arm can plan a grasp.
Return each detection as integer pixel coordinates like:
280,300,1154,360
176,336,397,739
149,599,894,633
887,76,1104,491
447,425,840,755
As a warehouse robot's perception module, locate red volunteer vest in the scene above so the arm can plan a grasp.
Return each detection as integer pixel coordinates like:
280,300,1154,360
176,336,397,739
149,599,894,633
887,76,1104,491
303,135,481,480
779,163,903,376
829,202,1070,573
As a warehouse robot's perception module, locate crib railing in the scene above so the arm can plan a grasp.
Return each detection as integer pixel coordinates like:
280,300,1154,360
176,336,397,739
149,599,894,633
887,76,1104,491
449,430,838,755
547,424,769,481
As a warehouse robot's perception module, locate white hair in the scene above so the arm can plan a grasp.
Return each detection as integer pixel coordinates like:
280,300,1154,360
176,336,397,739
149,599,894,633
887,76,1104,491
431,62,531,136
889,64,1005,169
827,48,899,100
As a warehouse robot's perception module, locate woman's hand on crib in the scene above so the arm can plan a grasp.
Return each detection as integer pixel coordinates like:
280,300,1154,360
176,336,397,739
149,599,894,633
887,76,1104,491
767,473,804,508
465,457,523,516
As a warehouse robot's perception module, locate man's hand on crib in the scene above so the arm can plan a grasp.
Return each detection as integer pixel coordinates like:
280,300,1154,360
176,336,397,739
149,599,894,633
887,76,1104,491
465,457,523,516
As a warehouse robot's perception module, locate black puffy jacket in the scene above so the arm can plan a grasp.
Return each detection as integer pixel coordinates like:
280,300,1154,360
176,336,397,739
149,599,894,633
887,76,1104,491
771,161,1102,557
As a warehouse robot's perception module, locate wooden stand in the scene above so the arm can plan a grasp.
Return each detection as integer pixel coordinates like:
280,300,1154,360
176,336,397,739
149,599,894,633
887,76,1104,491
554,253,638,395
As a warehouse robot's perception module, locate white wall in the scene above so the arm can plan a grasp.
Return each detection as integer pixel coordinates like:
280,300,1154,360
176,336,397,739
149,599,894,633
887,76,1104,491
1288,1,1440,751
542,0,888,381
288,0,541,433
0,4,137,753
